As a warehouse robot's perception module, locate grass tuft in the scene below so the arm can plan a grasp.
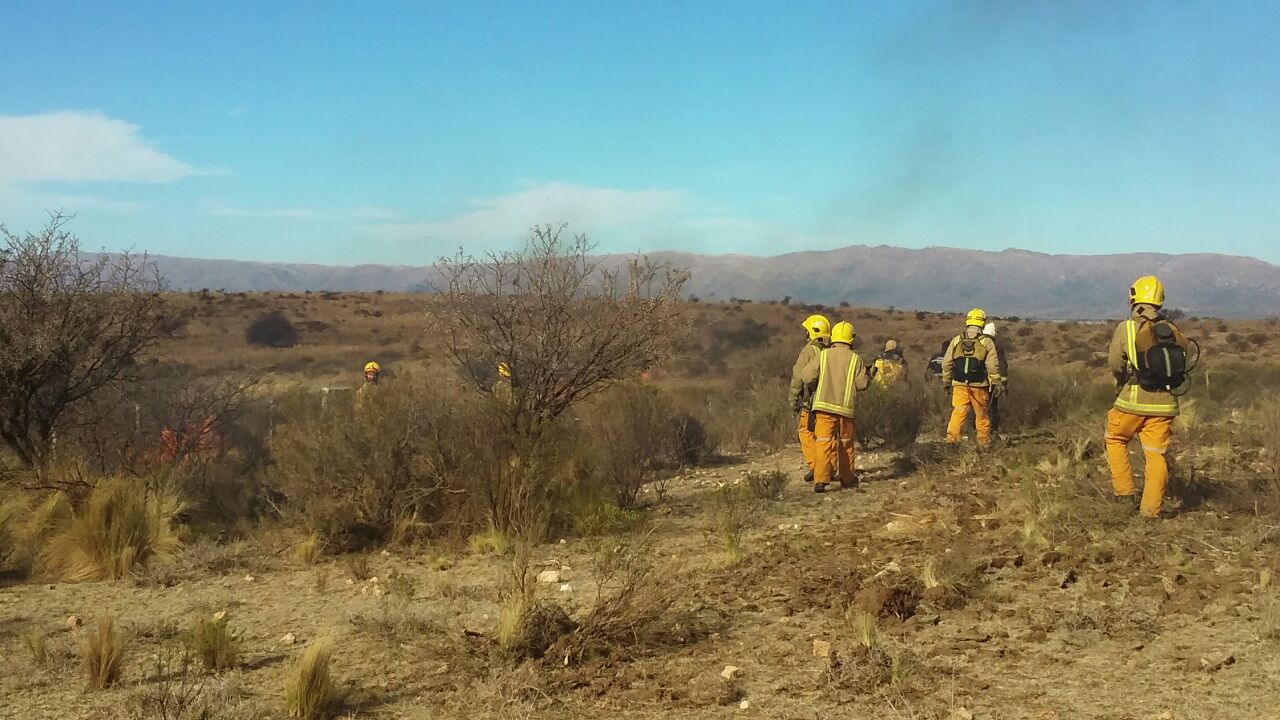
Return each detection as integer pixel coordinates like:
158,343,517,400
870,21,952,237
295,533,323,565
41,480,185,582
185,613,240,672
83,616,125,690
284,635,342,720
745,469,788,500
467,526,511,556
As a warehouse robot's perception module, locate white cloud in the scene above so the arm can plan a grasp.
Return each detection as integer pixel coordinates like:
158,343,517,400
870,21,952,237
202,204,401,222
205,205,322,220
0,111,195,184
372,182,685,242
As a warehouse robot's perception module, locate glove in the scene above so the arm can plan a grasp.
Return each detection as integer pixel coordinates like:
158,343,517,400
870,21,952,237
991,384,1005,399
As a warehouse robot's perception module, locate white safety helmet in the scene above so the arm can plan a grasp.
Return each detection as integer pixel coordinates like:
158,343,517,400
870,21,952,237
983,322,997,337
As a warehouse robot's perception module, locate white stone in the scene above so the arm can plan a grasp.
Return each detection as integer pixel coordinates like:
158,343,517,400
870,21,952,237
212,610,227,622
281,632,297,646
559,583,573,592
243,575,255,582
739,700,750,710
721,665,741,680
66,615,82,628
537,570,562,584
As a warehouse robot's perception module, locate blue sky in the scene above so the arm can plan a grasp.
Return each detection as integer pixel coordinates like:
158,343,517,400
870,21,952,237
2,1,1278,265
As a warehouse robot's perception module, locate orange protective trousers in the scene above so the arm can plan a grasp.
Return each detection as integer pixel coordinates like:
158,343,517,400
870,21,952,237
1104,408,1172,518
946,385,991,446
797,410,818,473
813,412,855,487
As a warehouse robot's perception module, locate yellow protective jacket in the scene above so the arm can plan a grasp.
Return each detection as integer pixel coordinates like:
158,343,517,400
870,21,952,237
789,339,825,410
800,343,870,419
940,333,1001,388
1108,305,1183,417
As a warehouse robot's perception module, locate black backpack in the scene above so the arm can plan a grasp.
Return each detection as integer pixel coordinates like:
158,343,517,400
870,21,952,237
1133,320,1191,391
951,337,989,383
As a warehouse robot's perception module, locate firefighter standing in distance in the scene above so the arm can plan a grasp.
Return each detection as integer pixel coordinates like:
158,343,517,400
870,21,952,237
941,309,1002,447
799,321,870,493
790,315,831,484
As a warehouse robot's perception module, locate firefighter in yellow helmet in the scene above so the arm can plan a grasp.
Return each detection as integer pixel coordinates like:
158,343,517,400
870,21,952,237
363,361,381,385
1104,276,1192,518
789,314,830,483
799,321,869,492
871,339,908,387
941,309,1002,447
492,361,516,408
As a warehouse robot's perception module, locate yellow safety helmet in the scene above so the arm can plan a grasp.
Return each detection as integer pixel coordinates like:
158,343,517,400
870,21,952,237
364,361,381,374
1129,276,1165,307
802,314,831,341
831,321,855,345
497,362,512,378
965,308,988,327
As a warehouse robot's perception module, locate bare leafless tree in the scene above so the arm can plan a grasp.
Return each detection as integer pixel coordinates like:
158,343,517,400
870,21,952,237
0,215,166,474
429,224,690,531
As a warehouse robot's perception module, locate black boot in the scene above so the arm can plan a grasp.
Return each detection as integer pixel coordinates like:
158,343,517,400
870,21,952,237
814,483,828,494
803,468,815,484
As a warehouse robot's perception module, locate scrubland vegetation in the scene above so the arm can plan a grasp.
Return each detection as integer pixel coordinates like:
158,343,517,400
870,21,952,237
3,218,1280,718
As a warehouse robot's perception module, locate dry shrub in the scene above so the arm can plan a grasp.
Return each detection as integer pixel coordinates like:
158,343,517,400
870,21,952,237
41,479,185,582
854,380,936,449
271,379,474,549
284,636,342,720
745,469,788,500
705,485,757,564
549,534,700,665
245,310,298,348
132,647,211,720
84,616,125,690
1001,367,1112,433
701,376,791,454
586,383,687,508
185,613,240,673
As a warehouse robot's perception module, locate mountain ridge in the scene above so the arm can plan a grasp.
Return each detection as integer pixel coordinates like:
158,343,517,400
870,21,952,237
136,244,1280,319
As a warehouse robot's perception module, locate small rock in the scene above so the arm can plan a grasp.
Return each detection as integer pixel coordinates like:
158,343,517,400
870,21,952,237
952,708,974,720
721,665,741,680
537,570,562,584
812,639,833,658
281,632,297,646
739,700,751,710
1157,712,1173,720
823,542,833,548
346,578,355,585
212,610,227,622
381,549,390,556
559,538,567,544
244,575,255,582
778,524,789,531
559,583,573,593
66,615,82,628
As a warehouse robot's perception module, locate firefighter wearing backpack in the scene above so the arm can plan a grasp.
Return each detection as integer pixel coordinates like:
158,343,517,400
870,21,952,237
799,321,869,492
790,315,831,483
941,309,1002,447
871,339,908,387
1105,276,1191,519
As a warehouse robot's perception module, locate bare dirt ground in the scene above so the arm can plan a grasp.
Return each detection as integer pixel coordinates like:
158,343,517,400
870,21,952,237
4,431,1280,720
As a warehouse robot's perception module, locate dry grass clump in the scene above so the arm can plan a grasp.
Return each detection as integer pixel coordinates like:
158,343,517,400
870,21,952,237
22,627,49,666
284,635,343,720
706,484,757,565
745,469,788,500
295,533,323,565
185,613,240,673
84,616,125,690
132,648,211,720
40,480,185,582
468,526,511,556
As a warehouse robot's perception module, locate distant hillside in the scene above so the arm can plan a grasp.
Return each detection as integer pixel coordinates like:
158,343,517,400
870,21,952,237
143,245,1280,319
